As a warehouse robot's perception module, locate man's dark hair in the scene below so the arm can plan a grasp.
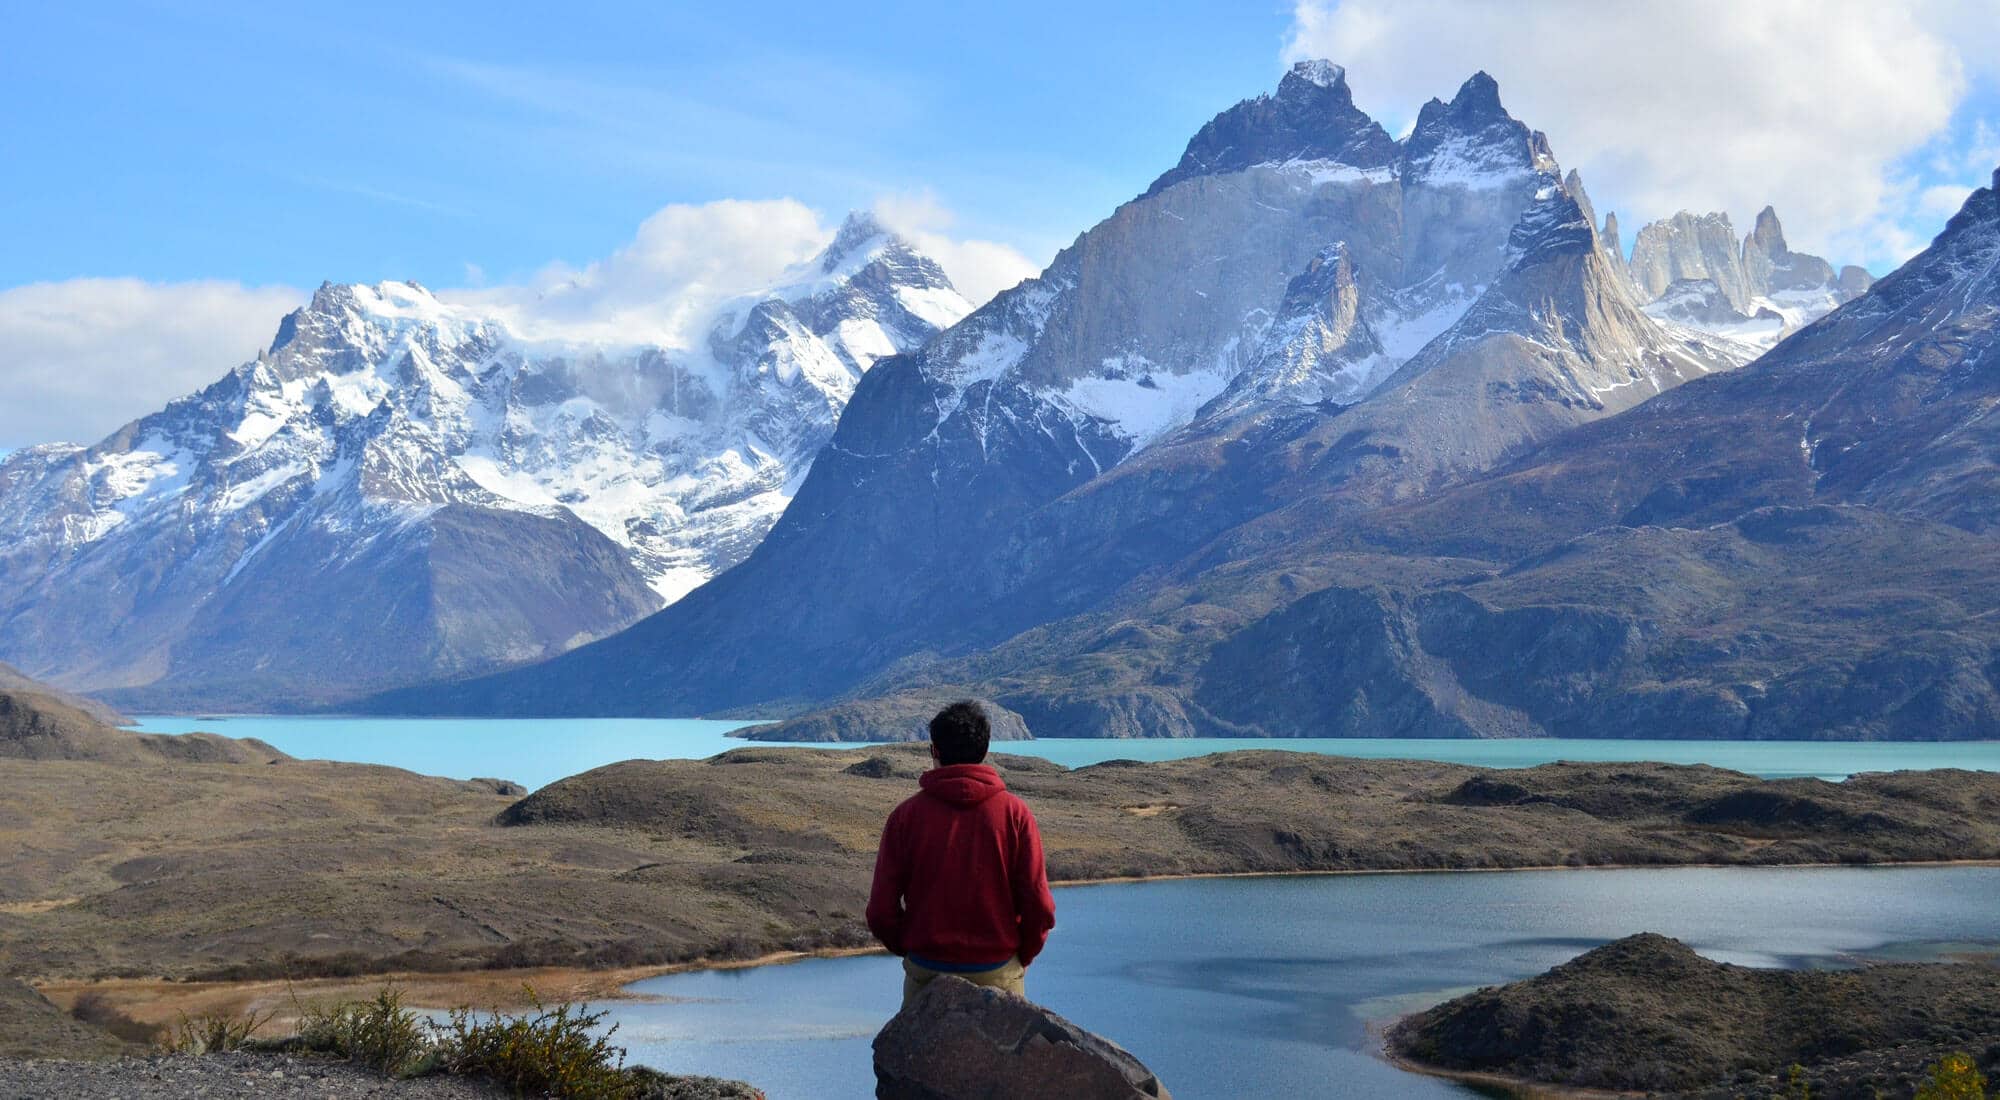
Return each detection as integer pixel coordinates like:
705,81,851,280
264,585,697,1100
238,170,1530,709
928,700,991,765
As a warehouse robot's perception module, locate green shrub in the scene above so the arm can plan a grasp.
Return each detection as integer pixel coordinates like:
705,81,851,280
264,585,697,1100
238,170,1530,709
295,986,434,1077
1913,1052,1989,1100
243,982,692,1100
434,989,634,1100
164,1008,269,1053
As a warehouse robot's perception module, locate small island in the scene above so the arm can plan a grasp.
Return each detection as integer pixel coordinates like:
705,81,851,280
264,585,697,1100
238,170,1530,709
1389,934,2000,1098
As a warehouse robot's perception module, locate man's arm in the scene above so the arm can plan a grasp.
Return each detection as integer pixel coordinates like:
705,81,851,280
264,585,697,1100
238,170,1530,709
1011,803,1057,967
865,806,909,956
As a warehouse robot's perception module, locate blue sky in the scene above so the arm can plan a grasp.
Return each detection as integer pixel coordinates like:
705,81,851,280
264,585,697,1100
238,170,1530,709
4,2,1300,291
2,1,1996,450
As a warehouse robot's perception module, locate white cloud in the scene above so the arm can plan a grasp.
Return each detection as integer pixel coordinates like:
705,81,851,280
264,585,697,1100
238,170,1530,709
1285,0,1992,270
0,279,305,449
455,196,1038,347
456,198,834,346
0,196,1040,449
870,192,1041,305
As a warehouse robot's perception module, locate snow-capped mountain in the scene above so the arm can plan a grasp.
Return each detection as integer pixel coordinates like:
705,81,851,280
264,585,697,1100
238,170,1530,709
378,62,1756,719
0,213,969,709
1602,205,1872,352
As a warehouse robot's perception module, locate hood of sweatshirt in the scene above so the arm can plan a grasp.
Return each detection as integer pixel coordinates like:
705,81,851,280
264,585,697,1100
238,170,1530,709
918,763,1007,806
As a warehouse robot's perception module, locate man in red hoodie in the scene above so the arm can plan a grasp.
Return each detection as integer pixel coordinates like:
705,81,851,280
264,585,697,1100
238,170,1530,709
867,700,1057,1004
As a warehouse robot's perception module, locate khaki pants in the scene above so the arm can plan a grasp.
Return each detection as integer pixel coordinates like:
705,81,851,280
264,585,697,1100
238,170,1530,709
901,956,1025,1005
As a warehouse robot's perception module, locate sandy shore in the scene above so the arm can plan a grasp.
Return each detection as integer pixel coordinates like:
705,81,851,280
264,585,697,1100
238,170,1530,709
35,946,887,1037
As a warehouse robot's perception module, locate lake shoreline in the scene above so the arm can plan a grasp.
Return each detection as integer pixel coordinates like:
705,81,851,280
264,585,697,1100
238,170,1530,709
1378,1042,1629,1099
41,856,2000,1027
1052,856,2000,887
122,715,2000,790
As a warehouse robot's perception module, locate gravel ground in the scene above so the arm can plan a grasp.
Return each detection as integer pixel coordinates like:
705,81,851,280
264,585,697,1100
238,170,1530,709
0,1053,502,1098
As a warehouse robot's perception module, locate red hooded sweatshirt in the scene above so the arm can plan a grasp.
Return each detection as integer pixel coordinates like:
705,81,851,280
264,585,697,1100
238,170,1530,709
866,763,1056,968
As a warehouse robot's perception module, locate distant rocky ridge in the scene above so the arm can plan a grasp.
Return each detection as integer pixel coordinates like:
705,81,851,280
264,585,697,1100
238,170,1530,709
1390,933,2000,1099
1610,203,1872,352
0,214,969,711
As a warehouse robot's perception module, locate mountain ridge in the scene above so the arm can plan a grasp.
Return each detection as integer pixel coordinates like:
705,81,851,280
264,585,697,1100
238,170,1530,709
368,64,1807,723
0,214,969,710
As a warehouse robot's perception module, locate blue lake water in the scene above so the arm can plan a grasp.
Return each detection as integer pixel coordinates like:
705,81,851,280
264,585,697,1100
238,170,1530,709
131,715,2000,791
610,866,2000,1100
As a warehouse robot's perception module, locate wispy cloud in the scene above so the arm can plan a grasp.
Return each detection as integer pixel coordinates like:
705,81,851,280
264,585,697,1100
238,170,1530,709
407,51,916,198
0,279,305,449
284,173,475,218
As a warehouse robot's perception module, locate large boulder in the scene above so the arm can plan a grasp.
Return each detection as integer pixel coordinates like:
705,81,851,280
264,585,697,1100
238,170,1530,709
873,976,1170,1099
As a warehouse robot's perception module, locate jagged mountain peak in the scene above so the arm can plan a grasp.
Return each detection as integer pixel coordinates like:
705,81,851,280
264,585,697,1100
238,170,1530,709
1142,59,1396,197
818,210,897,273
1505,189,1597,269
1419,70,1505,124
1750,204,1785,245
1953,166,2000,229
1401,70,1555,186
1283,58,1348,92
1211,242,1384,412
1624,202,1872,351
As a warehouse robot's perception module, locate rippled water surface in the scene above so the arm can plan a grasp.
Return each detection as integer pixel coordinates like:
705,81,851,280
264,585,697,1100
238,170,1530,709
611,866,2000,1099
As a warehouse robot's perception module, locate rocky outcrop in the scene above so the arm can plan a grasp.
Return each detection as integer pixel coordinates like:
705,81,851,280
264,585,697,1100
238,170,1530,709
1389,934,2000,1098
873,976,1170,1100
0,675,286,765
0,662,125,726
1630,211,1751,310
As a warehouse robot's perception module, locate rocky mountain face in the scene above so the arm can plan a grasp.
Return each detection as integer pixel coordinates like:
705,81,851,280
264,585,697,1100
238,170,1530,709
752,170,2000,742
1170,169,2000,740
378,64,1757,719
0,216,968,710
1614,205,1872,352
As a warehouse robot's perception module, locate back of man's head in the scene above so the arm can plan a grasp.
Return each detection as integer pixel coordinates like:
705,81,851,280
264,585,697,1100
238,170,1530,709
928,701,991,766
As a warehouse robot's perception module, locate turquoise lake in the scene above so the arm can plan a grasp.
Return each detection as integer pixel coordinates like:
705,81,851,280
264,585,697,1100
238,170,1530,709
132,714,2000,790
609,866,2000,1099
